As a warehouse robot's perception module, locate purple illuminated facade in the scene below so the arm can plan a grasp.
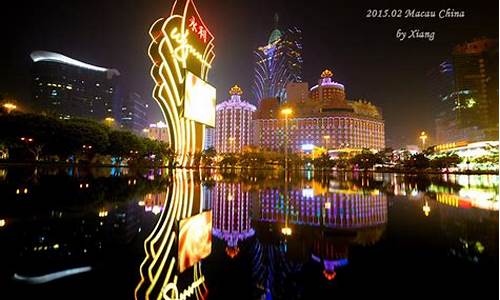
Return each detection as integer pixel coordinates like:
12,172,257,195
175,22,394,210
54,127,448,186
215,85,256,153
257,188,387,228
212,182,255,258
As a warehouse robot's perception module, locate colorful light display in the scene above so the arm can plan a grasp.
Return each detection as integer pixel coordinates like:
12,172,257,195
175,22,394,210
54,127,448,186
215,86,256,153
212,182,255,258
178,210,212,273
134,170,209,300
252,24,303,104
148,0,215,167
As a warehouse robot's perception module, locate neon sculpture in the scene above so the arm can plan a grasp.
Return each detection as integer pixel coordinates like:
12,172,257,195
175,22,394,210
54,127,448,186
148,0,215,167
135,170,209,300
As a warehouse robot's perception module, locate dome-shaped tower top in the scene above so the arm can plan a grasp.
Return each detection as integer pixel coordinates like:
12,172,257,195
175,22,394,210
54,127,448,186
321,69,334,78
229,85,243,96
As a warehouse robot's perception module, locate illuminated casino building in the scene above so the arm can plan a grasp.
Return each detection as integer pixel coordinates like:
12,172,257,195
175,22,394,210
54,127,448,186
212,182,255,258
30,50,120,120
252,14,303,104
253,70,385,153
215,85,256,153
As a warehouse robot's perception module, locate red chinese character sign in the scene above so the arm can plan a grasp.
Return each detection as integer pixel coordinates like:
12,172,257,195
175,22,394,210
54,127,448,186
147,0,216,168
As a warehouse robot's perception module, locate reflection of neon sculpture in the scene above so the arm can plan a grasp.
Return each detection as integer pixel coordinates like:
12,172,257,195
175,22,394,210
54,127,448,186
212,182,255,258
135,170,208,300
148,0,215,167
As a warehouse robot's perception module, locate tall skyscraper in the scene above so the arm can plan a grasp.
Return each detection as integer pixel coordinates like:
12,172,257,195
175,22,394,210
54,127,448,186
428,61,455,144
453,38,498,140
252,14,303,105
118,92,149,134
30,51,120,120
215,85,256,153
434,38,499,144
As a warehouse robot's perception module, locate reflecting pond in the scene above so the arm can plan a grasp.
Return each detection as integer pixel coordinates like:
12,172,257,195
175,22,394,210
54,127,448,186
0,167,498,299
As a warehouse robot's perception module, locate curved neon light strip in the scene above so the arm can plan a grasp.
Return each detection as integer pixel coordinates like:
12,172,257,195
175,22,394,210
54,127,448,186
136,170,208,300
30,51,118,75
13,266,92,284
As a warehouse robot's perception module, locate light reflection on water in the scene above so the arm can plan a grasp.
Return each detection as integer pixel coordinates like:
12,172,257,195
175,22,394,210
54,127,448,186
0,167,497,299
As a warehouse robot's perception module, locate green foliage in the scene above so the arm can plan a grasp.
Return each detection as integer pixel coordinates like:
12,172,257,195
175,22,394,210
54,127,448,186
0,112,173,165
430,154,462,170
404,153,430,170
350,149,383,170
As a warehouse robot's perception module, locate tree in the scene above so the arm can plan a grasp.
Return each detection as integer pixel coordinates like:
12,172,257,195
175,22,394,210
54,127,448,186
199,147,216,167
404,153,430,170
350,149,383,170
313,152,332,170
430,154,462,171
107,130,144,161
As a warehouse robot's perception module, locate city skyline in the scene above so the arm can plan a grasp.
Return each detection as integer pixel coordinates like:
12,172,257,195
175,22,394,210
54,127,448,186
0,0,498,148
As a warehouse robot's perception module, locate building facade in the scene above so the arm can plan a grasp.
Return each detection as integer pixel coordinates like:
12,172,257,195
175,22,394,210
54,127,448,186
119,92,148,134
252,14,303,104
31,51,120,120
435,38,499,144
215,85,256,153
253,70,385,153
204,127,215,150
147,121,169,143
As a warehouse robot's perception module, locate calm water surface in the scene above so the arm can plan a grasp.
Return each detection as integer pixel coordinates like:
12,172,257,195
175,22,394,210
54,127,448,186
0,167,498,299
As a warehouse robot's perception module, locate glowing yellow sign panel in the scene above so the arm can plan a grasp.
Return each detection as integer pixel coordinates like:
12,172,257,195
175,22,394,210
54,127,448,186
184,72,216,127
178,210,212,273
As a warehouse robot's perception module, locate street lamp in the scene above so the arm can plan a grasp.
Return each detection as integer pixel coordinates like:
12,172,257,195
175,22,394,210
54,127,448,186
419,131,428,150
228,137,235,153
104,117,115,127
323,135,330,150
281,108,293,172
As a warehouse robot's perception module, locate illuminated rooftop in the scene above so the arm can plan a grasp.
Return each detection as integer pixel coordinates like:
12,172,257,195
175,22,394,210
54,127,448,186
30,51,120,77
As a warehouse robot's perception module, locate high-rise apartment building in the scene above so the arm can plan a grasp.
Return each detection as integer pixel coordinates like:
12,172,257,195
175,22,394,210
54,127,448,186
31,51,120,120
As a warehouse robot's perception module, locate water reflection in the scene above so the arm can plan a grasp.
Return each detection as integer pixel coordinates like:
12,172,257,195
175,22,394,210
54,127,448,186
135,170,208,300
212,182,255,258
0,168,497,299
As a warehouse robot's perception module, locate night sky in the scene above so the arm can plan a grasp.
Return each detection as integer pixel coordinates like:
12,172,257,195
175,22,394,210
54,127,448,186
0,0,497,147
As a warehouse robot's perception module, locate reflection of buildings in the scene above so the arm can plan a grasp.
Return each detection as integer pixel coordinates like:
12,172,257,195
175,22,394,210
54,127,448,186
140,192,168,215
30,50,120,120
435,38,499,143
257,188,387,228
212,182,255,258
251,184,387,297
253,70,385,152
215,86,256,153
252,14,303,104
